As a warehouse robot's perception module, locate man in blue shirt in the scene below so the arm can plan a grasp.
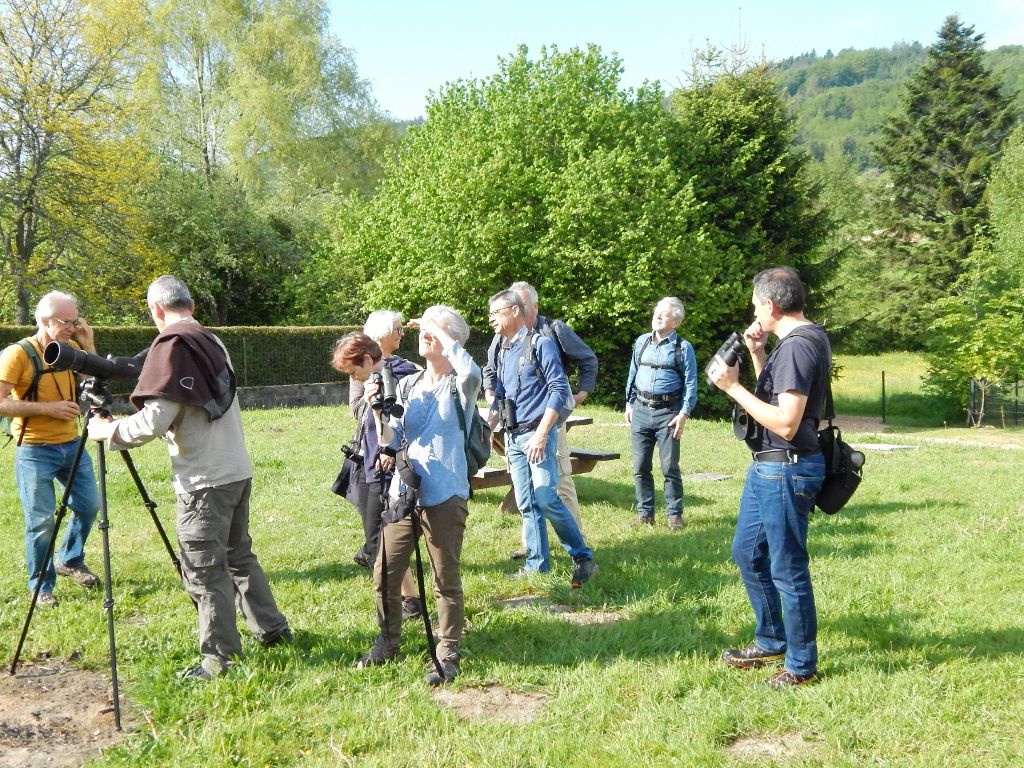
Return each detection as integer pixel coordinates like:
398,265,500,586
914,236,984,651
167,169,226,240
482,281,599,558
487,290,597,587
624,297,698,529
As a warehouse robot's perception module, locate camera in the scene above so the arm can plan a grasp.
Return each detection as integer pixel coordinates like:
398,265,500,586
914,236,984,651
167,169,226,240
368,368,404,418
705,331,745,385
44,342,147,382
499,398,517,430
340,442,363,462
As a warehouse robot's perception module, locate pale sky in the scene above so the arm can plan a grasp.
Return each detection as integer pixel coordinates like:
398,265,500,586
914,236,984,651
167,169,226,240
326,0,1024,121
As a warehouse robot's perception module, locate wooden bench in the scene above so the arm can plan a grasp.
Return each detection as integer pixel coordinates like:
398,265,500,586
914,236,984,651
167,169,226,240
470,446,620,512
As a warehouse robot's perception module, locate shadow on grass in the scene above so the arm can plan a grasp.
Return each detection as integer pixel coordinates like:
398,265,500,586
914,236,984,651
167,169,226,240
826,611,1024,670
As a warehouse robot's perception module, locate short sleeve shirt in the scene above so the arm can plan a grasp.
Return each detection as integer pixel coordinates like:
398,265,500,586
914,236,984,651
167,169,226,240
754,325,831,453
0,339,80,444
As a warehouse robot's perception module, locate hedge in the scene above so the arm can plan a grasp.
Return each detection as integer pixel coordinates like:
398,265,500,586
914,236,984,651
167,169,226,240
0,325,496,389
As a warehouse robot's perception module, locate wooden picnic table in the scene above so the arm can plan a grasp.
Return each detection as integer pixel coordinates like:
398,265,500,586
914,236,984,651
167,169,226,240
471,410,619,512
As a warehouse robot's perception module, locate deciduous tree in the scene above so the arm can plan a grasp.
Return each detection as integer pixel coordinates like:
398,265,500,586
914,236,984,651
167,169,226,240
0,0,152,322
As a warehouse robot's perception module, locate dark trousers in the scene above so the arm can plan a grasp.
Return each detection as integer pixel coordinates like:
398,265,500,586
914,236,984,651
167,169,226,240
355,470,389,563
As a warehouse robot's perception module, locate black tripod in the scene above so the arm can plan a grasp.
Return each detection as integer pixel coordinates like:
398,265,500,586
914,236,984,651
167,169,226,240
9,380,185,731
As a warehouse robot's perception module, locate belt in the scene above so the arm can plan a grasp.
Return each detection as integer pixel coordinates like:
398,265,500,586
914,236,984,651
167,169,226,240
635,390,679,410
752,449,810,464
508,418,543,436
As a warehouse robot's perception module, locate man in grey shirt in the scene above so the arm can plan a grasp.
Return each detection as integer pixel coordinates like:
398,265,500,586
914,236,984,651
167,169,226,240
89,275,290,680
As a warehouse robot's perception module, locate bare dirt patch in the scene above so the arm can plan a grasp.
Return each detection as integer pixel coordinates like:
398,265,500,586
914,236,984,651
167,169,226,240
432,684,548,724
725,732,820,762
493,595,621,625
0,657,125,768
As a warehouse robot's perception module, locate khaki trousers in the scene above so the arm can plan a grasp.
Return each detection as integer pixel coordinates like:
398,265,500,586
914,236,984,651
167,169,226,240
374,494,468,657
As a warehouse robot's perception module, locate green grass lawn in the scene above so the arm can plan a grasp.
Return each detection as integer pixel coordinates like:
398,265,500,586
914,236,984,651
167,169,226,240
832,352,945,426
1,404,1022,766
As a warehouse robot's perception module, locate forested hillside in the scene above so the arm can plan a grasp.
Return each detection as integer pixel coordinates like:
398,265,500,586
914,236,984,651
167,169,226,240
776,44,1024,169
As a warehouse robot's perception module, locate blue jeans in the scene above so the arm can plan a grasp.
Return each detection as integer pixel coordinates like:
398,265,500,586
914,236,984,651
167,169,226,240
630,405,682,519
506,429,592,572
732,453,826,676
15,438,100,593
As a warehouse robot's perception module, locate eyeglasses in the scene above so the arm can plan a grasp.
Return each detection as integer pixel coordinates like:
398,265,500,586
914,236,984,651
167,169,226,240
393,326,404,336
488,305,515,318
52,317,80,328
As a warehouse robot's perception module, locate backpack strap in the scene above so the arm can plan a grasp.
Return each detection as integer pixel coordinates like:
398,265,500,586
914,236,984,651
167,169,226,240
633,334,653,369
399,369,426,403
634,333,686,377
450,375,468,446
780,326,834,423
8,339,48,447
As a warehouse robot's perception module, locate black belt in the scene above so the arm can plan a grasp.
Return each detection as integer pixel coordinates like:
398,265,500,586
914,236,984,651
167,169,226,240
636,390,679,409
508,418,543,436
752,449,811,464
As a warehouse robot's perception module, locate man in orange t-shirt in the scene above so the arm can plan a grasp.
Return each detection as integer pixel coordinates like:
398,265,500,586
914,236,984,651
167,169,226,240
0,291,101,607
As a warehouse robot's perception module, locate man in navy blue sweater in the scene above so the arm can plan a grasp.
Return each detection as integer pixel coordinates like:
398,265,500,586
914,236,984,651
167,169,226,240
486,290,596,588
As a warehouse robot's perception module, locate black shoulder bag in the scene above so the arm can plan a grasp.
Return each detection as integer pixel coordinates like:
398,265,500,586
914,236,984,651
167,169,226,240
787,328,866,514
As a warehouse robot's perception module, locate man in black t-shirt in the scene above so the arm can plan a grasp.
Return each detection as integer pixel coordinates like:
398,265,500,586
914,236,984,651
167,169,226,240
707,267,830,689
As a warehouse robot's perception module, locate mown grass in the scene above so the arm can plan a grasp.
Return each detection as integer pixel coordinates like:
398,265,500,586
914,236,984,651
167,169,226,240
832,352,957,427
1,402,1022,767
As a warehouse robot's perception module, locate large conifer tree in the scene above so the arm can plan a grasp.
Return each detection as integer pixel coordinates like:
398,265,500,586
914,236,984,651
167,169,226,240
870,15,1017,344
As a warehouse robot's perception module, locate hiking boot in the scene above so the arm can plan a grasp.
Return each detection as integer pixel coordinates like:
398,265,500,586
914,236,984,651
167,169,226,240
631,515,654,527
180,660,235,681
765,669,817,689
54,562,100,589
259,627,294,647
509,546,528,560
570,556,597,588
34,591,59,608
423,650,460,686
352,548,373,569
667,515,685,531
722,642,785,669
401,597,423,622
354,635,399,668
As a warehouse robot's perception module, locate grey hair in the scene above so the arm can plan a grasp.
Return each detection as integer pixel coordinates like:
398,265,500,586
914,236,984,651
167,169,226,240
363,310,404,344
421,305,471,345
656,297,685,323
488,289,524,312
753,267,805,313
34,291,78,328
509,281,538,305
147,275,194,311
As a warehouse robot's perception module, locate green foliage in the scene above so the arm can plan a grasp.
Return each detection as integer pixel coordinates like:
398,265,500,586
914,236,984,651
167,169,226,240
867,15,1019,347
923,289,1024,423
921,124,1024,421
137,170,302,325
777,43,929,171
0,0,159,324
139,0,392,201
987,124,1024,289
321,45,826,405
776,43,1024,172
